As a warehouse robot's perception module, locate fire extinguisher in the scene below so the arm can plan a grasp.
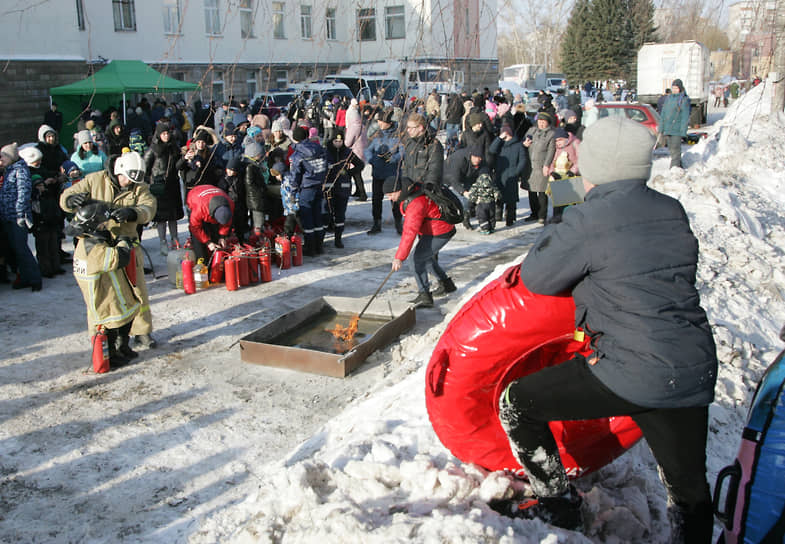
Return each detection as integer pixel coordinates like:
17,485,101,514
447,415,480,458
237,252,250,286
275,234,291,270
259,249,272,282
290,234,303,267
209,250,228,284
182,254,196,295
125,246,137,286
224,256,240,291
249,227,263,247
247,250,259,284
92,326,111,373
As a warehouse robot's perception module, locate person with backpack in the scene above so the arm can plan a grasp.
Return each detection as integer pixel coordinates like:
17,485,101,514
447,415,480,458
384,174,456,308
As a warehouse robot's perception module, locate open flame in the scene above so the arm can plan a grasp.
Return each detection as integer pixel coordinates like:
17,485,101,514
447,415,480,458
327,314,360,343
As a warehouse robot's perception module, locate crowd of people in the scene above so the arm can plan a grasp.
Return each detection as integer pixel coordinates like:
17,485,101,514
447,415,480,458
0,77,719,542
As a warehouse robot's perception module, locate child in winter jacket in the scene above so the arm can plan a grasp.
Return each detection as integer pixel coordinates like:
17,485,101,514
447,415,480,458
468,173,502,234
219,156,249,241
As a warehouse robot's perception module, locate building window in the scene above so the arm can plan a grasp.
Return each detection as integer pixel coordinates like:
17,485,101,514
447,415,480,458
240,0,256,38
273,2,285,39
112,0,136,31
212,71,224,103
357,8,376,41
205,0,221,35
465,7,470,38
163,0,181,34
385,6,404,39
76,0,86,30
326,7,337,40
275,69,288,89
247,77,257,100
300,5,312,39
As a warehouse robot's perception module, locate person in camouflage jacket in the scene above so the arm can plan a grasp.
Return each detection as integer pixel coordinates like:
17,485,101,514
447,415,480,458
468,173,502,234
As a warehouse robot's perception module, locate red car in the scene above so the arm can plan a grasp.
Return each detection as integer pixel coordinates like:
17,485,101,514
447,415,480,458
595,102,660,134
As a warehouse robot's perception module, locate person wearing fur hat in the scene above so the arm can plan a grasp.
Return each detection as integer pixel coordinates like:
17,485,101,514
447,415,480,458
1,142,42,290
144,122,184,255
269,119,293,162
35,124,68,179
178,127,221,192
659,78,691,168
70,130,107,176
105,119,129,156
496,117,716,541
286,125,329,256
60,150,159,350
522,112,556,224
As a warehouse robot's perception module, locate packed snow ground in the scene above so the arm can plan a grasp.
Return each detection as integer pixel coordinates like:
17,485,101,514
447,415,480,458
2,81,784,543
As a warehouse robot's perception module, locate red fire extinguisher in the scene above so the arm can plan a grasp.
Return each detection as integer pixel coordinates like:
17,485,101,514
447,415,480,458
209,250,229,284
92,326,111,373
249,227,263,247
247,250,259,284
263,224,276,249
125,246,137,286
237,252,250,286
182,253,196,294
224,256,239,291
259,249,272,282
275,234,291,270
290,234,303,266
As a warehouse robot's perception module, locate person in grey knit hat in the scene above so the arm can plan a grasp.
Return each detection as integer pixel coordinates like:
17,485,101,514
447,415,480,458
494,117,717,542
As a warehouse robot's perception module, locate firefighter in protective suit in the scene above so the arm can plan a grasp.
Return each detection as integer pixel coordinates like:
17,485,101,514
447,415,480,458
60,151,158,351
66,202,140,368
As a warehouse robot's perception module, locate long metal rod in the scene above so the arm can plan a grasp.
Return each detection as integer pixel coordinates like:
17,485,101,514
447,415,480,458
357,268,395,320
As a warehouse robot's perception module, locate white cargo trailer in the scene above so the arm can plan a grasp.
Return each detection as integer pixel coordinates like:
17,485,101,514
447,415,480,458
637,41,711,125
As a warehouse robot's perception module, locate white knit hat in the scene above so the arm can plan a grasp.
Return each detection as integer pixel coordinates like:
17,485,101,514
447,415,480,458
76,130,93,147
19,146,43,166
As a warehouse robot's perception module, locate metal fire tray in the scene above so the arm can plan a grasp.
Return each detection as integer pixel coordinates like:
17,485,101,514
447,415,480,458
240,296,416,377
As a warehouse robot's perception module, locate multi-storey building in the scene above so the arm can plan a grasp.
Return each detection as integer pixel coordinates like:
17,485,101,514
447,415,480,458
0,0,498,143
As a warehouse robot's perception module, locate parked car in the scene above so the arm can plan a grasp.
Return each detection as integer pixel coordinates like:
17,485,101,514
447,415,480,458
251,90,297,118
595,102,660,134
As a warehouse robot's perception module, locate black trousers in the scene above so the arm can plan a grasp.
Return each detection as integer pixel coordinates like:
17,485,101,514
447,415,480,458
528,190,548,220
371,177,402,223
475,201,496,231
191,222,221,266
503,355,712,542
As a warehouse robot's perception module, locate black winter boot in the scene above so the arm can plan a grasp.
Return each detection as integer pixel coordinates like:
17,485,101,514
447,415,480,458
117,335,139,359
106,329,130,368
495,201,504,221
432,277,457,297
506,208,516,227
334,226,344,248
367,220,382,235
493,485,583,530
315,232,325,255
462,210,474,230
303,234,316,257
133,334,157,349
409,291,434,308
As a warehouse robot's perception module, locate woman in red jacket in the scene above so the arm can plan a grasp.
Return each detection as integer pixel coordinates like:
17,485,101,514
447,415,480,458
385,176,456,308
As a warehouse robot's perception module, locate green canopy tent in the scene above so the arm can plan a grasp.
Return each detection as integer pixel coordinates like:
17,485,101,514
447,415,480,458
50,60,199,147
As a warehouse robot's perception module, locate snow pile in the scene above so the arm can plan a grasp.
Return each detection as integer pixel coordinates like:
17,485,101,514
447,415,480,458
192,86,785,542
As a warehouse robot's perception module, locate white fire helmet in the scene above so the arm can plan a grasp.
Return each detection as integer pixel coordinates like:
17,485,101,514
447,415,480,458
114,151,145,183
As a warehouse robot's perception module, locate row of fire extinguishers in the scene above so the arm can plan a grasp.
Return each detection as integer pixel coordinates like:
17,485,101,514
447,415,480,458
180,226,304,294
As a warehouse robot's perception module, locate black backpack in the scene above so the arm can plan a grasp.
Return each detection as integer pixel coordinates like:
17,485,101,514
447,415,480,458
405,181,464,225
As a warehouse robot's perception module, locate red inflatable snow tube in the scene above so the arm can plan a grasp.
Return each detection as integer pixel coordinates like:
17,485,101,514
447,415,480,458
425,265,643,479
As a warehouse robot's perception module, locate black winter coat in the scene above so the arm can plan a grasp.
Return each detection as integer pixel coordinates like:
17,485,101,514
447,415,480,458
244,158,269,213
402,132,443,189
459,127,494,166
177,149,221,191
520,179,717,409
489,136,528,202
145,140,184,222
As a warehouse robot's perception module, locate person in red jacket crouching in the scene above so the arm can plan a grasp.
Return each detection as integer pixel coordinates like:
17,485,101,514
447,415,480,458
185,185,234,265
385,176,456,308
